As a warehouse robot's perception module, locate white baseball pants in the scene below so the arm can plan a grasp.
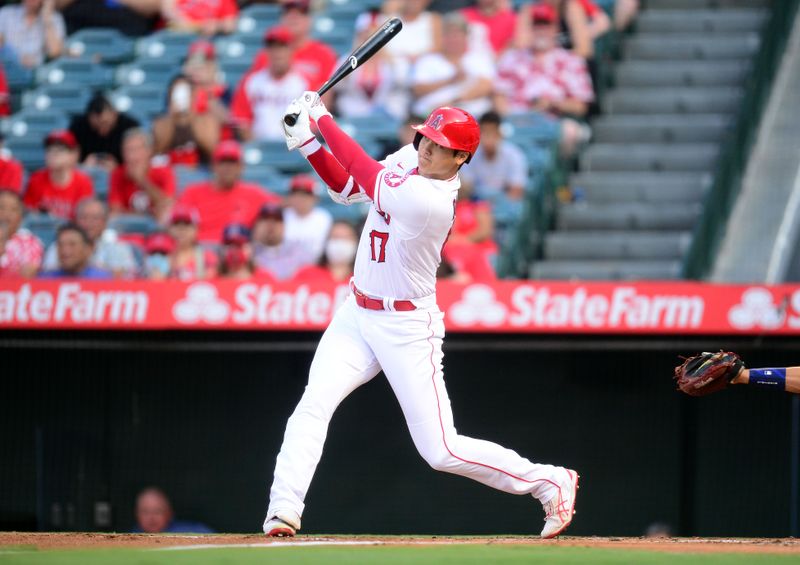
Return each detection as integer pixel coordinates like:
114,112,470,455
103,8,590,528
267,296,563,521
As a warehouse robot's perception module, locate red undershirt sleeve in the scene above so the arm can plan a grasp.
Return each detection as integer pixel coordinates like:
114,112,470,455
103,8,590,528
302,140,352,194
316,115,383,199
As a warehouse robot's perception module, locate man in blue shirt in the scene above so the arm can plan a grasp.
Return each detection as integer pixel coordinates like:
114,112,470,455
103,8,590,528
38,222,112,279
133,487,214,534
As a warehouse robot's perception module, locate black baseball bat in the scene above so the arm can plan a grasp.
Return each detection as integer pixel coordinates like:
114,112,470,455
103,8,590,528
283,17,403,126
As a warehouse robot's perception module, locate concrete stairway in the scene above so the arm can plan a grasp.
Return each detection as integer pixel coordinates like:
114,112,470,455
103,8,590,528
531,0,768,281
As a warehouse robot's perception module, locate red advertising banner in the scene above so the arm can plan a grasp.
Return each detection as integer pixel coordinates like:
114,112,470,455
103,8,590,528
1,279,800,334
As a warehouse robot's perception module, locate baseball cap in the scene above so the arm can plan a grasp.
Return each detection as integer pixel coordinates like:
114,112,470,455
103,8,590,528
44,129,78,149
187,39,216,61
169,204,200,225
256,203,284,222
282,0,310,13
145,232,176,254
212,140,242,162
289,174,317,195
222,222,251,245
264,25,294,45
531,3,557,24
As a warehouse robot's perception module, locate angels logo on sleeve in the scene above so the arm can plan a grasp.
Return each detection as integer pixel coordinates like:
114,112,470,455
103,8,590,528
382,167,418,188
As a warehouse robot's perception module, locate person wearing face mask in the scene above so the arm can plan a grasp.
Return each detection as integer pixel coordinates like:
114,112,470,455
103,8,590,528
292,220,358,284
495,3,593,156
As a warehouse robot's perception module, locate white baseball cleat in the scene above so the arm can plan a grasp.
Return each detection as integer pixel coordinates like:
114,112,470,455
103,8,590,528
263,510,301,537
539,468,579,539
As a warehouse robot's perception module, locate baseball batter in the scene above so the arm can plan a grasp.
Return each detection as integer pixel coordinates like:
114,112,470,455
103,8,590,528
263,92,578,539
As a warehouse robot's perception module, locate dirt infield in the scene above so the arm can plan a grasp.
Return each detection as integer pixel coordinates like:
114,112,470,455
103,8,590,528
2,532,800,554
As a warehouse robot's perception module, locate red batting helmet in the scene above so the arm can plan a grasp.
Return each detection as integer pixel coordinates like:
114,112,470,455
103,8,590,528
412,107,480,163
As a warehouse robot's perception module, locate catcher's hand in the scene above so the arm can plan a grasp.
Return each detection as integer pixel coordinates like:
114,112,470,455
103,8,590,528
674,350,745,396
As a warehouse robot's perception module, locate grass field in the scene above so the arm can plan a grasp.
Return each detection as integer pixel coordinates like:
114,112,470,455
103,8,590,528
3,535,800,565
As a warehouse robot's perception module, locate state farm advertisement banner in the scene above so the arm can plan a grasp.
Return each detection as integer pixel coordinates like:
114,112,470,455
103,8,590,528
1,280,800,334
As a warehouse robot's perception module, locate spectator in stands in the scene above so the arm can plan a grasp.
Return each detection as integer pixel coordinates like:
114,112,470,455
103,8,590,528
410,11,495,120
496,3,594,156
0,188,42,277
292,220,358,284
0,221,7,275
167,204,218,280
23,130,94,219
0,133,25,193
442,182,497,282
231,25,308,142
516,0,596,60
143,231,174,280
41,197,137,278
0,0,65,69
162,0,238,35
219,222,254,279
250,202,308,280
109,128,176,224
69,93,140,170
54,0,159,36
283,174,332,265
133,487,214,534
613,0,639,32
461,0,516,55
39,222,112,279
461,111,528,201
182,40,230,126
382,0,442,66
153,74,222,167
333,10,410,122
176,140,280,243
247,0,337,93
0,63,10,117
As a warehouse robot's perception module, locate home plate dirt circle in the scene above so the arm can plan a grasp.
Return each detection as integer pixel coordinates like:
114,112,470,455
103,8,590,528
2,533,800,554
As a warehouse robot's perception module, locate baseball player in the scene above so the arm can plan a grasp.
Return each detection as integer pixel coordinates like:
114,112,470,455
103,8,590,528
263,92,579,539
675,351,800,396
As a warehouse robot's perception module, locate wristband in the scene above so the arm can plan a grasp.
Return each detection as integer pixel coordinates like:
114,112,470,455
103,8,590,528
299,138,321,158
749,368,786,390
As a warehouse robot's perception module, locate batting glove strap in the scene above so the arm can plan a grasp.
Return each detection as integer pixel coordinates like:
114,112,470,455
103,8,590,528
299,138,322,158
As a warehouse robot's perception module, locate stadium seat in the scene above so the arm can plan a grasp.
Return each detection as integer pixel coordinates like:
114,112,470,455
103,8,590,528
214,33,263,63
237,4,281,34
243,141,311,174
1,109,69,141
7,136,46,170
108,213,159,235
115,60,180,88
134,30,198,62
543,231,690,260
240,166,287,194
318,197,368,223
340,116,401,144
556,202,701,231
35,57,114,89
21,84,92,115
503,113,561,146
82,166,110,201
108,85,167,120
65,28,135,64
22,213,63,248
218,59,251,89
530,259,683,281
174,165,211,195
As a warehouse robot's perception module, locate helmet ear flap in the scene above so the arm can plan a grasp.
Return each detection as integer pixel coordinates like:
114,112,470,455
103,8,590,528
413,132,422,151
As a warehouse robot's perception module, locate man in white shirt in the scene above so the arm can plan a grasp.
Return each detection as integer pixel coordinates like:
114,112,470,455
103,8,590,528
283,174,333,265
262,93,580,540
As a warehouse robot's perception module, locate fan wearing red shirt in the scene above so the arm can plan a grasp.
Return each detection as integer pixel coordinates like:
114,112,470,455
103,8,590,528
176,140,281,243
109,128,176,223
0,134,24,193
162,0,238,36
23,130,93,219
247,0,336,91
461,0,517,55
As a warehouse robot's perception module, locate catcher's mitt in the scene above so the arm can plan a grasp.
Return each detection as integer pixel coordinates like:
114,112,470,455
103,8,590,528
674,350,745,396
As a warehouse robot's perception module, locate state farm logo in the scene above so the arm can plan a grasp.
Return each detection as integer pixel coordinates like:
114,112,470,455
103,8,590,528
449,285,507,326
173,282,230,324
727,287,785,330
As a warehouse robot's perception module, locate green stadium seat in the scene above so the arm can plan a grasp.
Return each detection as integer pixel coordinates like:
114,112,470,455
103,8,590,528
22,213,63,248
115,60,180,88
21,84,92,115
214,33,263,63
108,85,166,120
108,213,159,235
66,28,135,64
35,57,114,90
81,166,110,201
237,4,281,34
174,165,211,195
243,141,311,174
1,109,69,141
134,30,198,62
7,135,46,171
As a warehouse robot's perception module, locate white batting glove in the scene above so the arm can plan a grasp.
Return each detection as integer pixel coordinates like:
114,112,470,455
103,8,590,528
282,100,314,151
298,91,332,123
327,186,371,206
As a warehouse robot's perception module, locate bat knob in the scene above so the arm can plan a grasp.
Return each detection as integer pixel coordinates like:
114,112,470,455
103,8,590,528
283,113,299,127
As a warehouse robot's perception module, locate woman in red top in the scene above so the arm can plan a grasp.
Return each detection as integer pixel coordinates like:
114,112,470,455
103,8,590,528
292,220,358,285
442,184,497,283
167,204,218,280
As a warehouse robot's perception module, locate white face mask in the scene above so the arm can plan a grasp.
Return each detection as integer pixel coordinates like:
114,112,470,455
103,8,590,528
325,239,357,264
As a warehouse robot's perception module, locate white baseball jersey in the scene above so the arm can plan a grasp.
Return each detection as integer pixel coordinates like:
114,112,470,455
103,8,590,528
353,144,458,300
